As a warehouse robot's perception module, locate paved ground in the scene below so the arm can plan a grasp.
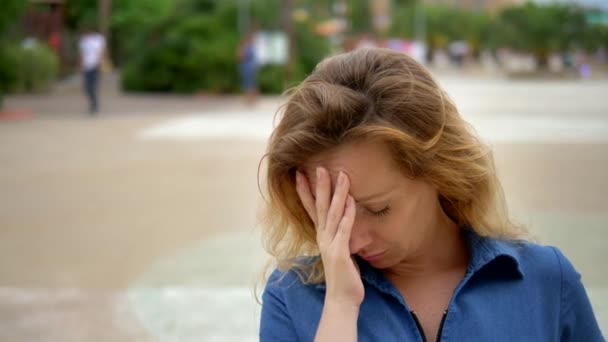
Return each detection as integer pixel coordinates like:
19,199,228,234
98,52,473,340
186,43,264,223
1,74,607,341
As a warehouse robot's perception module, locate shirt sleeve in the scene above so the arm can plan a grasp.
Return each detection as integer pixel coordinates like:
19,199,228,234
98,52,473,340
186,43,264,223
260,270,299,342
551,247,604,341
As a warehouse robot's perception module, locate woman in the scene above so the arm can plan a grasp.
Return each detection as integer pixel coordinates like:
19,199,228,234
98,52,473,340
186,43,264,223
259,48,603,341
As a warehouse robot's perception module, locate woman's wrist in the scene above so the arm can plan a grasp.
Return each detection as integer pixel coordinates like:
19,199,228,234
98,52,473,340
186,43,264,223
322,297,361,318
315,298,360,342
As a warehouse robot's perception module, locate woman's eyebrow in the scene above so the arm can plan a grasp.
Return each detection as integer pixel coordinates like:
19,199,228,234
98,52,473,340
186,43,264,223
353,190,392,204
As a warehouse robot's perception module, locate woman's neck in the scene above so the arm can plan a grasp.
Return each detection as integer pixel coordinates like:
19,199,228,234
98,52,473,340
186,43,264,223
385,209,469,279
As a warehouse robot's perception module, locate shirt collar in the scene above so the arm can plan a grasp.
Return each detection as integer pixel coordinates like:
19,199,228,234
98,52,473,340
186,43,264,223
464,228,525,279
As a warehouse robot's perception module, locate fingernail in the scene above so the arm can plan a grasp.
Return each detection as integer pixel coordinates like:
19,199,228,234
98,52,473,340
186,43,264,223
337,172,344,185
316,167,322,179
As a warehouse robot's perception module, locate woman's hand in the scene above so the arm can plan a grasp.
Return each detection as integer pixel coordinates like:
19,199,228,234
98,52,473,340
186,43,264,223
295,167,364,308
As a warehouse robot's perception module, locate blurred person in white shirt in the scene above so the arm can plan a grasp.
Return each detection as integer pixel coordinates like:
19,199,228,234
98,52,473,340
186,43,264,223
78,27,105,114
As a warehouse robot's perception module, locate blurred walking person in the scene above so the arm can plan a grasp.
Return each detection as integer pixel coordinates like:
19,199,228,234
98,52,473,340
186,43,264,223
79,27,105,114
237,29,259,104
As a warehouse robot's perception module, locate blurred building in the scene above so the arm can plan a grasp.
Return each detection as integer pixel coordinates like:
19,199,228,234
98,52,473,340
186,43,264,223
22,0,65,39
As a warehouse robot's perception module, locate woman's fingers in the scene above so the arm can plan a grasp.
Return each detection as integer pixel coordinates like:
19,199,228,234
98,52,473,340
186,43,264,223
336,195,356,246
297,168,354,250
295,171,318,226
325,172,350,239
315,167,331,231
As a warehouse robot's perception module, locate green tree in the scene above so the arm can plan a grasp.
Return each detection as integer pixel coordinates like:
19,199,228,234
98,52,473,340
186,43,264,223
390,3,492,57
494,3,606,64
122,0,330,94
64,0,176,65
64,0,97,31
121,1,241,93
425,6,491,51
110,0,175,65
348,0,371,34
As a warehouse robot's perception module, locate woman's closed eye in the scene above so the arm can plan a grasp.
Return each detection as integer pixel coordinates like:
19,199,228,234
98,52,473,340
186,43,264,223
368,205,391,217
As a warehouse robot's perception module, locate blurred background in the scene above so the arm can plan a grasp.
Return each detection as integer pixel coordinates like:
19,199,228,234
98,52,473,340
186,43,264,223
0,0,607,341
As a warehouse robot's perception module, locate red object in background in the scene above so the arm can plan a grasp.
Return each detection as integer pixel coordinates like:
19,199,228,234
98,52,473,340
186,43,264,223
0,109,33,121
48,31,61,52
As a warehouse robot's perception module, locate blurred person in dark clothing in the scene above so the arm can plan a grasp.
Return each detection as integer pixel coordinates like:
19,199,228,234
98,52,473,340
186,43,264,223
78,27,105,114
237,29,259,104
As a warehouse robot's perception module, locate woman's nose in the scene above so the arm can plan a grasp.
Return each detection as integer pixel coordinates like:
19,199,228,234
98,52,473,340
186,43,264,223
349,218,373,255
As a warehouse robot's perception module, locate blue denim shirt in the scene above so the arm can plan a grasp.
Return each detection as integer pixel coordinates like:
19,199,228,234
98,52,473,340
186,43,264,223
260,231,604,341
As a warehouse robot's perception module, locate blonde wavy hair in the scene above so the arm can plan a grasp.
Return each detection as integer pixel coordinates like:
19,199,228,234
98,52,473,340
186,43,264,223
259,48,527,285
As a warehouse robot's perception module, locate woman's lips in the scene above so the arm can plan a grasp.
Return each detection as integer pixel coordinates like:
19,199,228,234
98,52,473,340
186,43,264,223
360,251,385,262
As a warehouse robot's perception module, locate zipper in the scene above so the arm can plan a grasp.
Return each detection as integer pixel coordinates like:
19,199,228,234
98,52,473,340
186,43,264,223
410,311,427,341
435,310,448,342
410,310,448,342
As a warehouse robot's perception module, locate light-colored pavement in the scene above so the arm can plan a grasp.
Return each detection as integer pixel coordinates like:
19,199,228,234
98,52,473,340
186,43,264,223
1,76,607,341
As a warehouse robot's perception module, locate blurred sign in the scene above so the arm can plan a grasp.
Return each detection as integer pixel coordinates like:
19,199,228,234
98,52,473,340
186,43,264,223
255,31,288,65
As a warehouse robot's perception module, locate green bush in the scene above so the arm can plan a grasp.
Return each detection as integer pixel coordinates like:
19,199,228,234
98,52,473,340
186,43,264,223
121,7,241,93
0,44,20,95
109,0,175,66
120,0,330,94
0,41,59,94
0,0,27,107
258,63,307,94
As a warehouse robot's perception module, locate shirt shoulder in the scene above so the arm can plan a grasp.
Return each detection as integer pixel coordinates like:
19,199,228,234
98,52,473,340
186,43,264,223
265,266,306,294
508,242,581,283
260,258,324,342
541,246,603,340
264,257,322,295
468,237,602,340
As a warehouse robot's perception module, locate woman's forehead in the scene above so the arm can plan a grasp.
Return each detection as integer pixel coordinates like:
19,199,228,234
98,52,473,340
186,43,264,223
302,141,401,191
